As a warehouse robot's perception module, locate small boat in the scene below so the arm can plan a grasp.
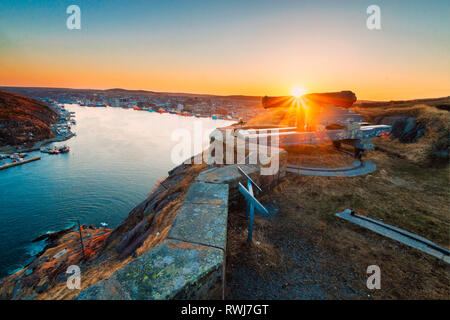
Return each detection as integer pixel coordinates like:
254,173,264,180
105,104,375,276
59,145,70,153
48,146,60,154
41,145,70,154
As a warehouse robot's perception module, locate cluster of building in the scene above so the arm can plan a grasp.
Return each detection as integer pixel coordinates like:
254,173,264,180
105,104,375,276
1,87,268,122
45,102,76,138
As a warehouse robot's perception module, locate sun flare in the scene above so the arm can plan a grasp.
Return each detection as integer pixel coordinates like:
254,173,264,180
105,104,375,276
290,87,306,98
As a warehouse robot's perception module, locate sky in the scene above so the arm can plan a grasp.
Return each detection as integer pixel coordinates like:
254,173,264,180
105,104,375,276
0,0,449,100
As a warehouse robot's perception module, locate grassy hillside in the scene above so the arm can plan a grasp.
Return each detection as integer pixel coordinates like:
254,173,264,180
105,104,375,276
352,97,450,166
0,90,58,147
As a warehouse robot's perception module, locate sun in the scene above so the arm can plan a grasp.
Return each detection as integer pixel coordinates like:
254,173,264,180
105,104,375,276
290,87,306,98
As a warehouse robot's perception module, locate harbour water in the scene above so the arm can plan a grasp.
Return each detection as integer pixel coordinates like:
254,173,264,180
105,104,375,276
0,105,233,277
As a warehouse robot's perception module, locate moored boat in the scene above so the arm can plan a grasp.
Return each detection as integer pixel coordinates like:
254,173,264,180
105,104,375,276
40,145,70,154
59,145,70,153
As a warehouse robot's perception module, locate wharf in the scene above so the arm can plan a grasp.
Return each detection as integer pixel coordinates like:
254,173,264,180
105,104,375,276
0,156,41,171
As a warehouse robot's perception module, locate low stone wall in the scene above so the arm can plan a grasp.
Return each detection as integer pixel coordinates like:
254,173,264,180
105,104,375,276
77,181,229,300
77,131,287,300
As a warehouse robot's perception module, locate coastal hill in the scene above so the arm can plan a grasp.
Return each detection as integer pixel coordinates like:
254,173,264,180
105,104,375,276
0,90,58,147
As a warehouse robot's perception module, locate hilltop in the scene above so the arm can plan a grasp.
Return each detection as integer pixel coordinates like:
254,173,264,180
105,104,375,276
352,96,450,165
0,86,262,102
0,90,58,148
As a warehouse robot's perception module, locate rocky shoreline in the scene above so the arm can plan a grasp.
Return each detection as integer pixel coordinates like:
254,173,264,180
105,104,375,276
0,160,207,299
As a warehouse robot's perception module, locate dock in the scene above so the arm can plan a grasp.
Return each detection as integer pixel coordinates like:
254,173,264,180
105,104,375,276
0,156,41,171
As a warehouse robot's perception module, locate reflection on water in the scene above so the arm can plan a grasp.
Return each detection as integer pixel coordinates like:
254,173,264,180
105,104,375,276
0,105,232,277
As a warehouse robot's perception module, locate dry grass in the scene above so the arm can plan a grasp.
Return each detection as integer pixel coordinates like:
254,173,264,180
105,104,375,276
228,96,449,299
284,143,356,168
353,100,450,165
227,145,449,299
227,214,285,278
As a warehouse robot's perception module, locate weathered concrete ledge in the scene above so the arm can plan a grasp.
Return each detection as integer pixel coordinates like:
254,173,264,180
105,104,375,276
78,181,229,300
76,239,223,300
196,164,259,207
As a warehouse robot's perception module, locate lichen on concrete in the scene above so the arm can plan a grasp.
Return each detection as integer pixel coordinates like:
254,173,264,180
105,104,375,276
183,182,229,205
196,164,258,185
168,202,228,250
168,182,228,249
77,239,223,300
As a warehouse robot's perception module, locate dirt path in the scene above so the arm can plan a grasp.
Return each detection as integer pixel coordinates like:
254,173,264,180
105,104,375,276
226,203,369,299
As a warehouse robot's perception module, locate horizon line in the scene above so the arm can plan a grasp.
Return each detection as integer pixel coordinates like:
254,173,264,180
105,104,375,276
0,85,448,103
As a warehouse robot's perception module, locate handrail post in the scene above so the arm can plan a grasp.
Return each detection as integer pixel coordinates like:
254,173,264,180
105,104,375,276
237,166,269,244
248,202,254,243
77,220,86,261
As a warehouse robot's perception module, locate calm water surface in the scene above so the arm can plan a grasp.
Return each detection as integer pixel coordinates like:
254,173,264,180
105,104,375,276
0,105,232,277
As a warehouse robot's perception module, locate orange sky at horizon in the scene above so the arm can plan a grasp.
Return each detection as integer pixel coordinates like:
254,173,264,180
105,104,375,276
2,39,448,101
1,1,449,101
2,57,449,101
